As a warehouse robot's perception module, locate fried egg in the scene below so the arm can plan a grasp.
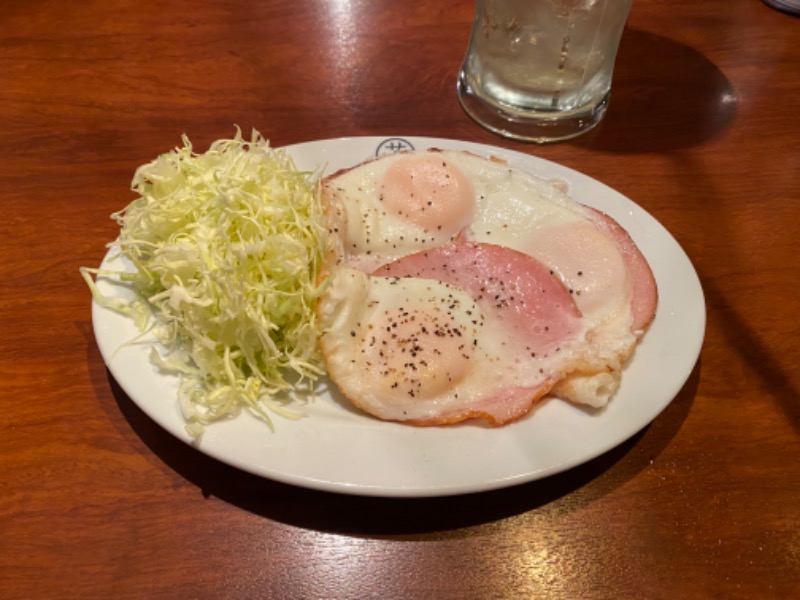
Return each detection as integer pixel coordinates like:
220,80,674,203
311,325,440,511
318,242,588,425
323,151,477,272
319,149,657,422
445,151,658,406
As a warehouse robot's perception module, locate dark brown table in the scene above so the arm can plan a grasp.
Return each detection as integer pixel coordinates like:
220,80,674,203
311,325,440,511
2,1,798,597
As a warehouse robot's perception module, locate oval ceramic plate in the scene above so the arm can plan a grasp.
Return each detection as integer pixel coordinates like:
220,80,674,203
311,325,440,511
92,136,705,497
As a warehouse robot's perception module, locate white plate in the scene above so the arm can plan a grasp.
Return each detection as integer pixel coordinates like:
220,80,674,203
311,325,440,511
92,136,705,498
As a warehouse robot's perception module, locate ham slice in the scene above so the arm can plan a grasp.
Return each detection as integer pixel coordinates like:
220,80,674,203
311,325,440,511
375,241,583,356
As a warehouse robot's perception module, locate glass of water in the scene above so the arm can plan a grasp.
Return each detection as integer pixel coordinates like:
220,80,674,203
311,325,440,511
457,0,633,143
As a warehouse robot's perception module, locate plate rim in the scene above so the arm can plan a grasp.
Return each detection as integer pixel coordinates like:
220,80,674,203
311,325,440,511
91,135,706,498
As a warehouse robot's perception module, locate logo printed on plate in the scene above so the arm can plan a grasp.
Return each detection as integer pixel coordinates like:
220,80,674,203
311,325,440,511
376,138,415,157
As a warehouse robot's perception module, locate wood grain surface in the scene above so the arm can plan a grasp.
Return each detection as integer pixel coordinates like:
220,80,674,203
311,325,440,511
1,1,798,598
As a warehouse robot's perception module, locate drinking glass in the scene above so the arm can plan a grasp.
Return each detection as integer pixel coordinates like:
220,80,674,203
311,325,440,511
457,0,633,143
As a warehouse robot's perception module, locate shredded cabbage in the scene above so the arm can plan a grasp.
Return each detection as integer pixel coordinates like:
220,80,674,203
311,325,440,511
81,129,328,437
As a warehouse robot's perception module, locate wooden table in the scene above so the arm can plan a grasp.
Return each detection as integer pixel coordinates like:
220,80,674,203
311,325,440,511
2,1,798,597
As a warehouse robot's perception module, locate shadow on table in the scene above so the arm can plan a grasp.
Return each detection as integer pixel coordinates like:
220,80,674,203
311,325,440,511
110,361,699,536
701,277,800,433
572,28,737,152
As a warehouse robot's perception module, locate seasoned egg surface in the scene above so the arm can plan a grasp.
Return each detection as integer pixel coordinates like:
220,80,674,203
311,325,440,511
318,242,589,425
319,149,657,418
322,151,477,273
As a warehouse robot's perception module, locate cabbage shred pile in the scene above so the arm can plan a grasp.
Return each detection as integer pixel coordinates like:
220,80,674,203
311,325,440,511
82,130,328,437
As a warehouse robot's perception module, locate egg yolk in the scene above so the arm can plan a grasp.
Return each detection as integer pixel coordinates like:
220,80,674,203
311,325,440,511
380,154,476,234
361,292,479,404
523,220,629,322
